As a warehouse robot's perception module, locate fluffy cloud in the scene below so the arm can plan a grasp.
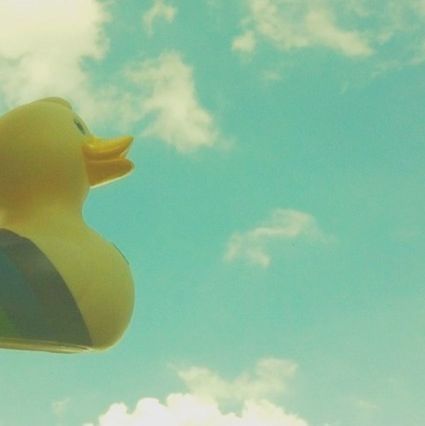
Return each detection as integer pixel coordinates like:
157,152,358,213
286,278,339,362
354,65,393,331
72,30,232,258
84,397,308,426
177,358,297,402
0,0,123,126
224,209,334,268
126,52,218,152
143,0,177,35
0,0,109,115
233,0,373,58
84,357,309,426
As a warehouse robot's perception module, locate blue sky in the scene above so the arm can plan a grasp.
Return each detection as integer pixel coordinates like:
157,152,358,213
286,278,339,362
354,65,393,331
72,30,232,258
0,0,424,425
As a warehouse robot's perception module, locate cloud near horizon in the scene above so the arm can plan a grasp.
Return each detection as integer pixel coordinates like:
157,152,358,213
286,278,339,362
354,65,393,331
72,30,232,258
224,209,334,268
84,357,309,426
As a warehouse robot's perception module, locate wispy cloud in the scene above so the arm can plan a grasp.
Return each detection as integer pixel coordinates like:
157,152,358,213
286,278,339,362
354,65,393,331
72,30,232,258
233,0,373,58
232,31,257,53
351,397,379,412
143,0,177,36
52,397,71,418
84,357,309,426
233,0,425,69
224,209,334,268
126,52,219,152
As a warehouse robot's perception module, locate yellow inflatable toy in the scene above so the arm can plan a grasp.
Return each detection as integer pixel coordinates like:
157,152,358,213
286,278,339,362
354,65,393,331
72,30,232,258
0,97,135,353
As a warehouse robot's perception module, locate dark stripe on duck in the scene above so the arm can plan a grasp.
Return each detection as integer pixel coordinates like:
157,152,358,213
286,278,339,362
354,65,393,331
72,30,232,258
0,229,91,347
0,249,49,339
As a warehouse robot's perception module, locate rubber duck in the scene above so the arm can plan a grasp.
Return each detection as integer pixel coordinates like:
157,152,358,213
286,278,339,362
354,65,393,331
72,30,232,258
0,97,135,353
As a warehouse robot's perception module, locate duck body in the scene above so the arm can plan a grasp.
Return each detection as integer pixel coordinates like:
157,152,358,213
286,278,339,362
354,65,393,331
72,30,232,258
0,98,135,353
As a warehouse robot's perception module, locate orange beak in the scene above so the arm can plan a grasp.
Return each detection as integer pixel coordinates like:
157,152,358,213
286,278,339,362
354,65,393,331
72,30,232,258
82,136,134,187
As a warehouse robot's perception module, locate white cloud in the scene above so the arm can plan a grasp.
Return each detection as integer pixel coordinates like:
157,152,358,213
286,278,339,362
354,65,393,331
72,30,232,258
85,397,308,426
84,357,309,426
143,0,177,36
0,0,139,129
232,31,257,53
234,0,373,58
224,209,334,268
177,357,297,402
125,52,219,152
0,0,109,116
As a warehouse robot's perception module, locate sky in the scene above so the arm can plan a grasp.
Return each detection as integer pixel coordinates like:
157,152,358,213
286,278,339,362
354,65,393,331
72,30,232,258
0,0,424,425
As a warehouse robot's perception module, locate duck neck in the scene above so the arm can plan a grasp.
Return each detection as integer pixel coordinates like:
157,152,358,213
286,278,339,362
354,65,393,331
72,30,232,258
0,197,87,239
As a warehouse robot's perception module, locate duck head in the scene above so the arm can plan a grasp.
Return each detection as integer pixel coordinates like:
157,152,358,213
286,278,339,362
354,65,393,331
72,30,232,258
0,97,134,214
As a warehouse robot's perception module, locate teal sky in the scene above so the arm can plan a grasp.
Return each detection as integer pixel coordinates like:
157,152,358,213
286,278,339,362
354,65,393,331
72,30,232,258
0,1,424,425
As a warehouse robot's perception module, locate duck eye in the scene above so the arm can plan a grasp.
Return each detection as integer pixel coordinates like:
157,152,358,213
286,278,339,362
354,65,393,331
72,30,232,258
74,119,86,134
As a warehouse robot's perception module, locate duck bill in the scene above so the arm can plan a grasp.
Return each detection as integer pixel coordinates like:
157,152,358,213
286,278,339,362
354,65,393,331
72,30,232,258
83,136,134,187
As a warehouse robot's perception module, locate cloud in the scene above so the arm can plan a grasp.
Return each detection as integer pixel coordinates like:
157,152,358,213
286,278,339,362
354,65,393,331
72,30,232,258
232,31,257,53
224,209,334,268
0,1,219,153
0,0,109,116
143,0,177,36
84,397,308,426
233,0,425,68
84,357,309,426
125,52,219,152
304,8,374,57
177,357,297,402
234,0,373,58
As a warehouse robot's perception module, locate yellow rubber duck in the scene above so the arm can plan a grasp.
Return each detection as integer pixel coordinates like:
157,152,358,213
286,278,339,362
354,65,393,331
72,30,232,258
0,97,135,353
